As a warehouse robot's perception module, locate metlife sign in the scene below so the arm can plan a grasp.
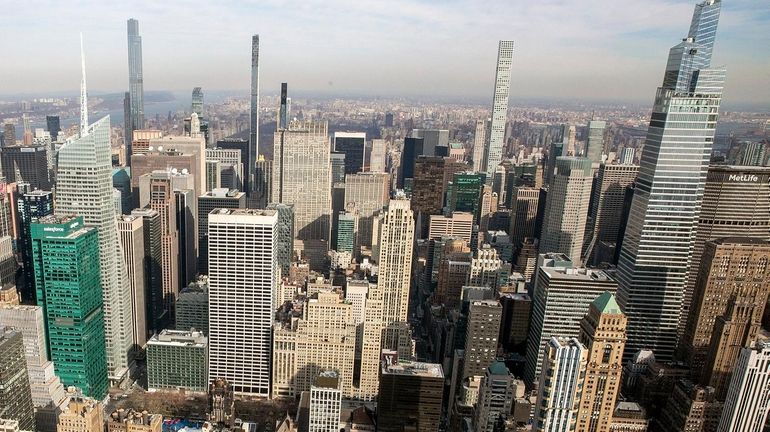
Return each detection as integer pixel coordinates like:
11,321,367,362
728,174,760,182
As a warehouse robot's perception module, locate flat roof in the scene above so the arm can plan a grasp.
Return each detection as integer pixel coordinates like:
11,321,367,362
382,361,444,379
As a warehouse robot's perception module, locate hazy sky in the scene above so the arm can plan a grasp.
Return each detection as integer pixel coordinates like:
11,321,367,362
3,0,769,106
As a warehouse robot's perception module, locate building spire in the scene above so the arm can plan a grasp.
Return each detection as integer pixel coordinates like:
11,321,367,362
80,33,89,137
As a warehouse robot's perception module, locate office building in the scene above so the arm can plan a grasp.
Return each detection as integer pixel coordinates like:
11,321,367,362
0,329,35,430
131,151,197,206
250,35,260,198
147,329,208,393
206,148,243,191
681,165,770,336
585,120,606,165
344,172,389,254
112,167,132,214
411,129,449,158
56,392,103,432
1,145,50,190
254,156,272,207
399,137,425,189
540,157,593,264
655,380,722,432
375,196,415,325
472,119,490,172
208,209,277,396
146,136,206,196
524,255,618,386
0,304,67,408
117,215,146,352
131,208,164,332
499,293,531,352
128,129,163,157
333,132,366,174
462,300,502,380
369,138,387,173
468,244,508,290
377,361,444,432
2,123,15,147
583,164,638,264
31,216,108,399
16,189,53,303
534,337,587,432
175,279,208,334
619,148,636,165
428,212,473,245
411,156,447,223
140,171,179,320
575,293,627,432
197,188,246,273
126,19,144,144
331,153,346,184
432,239,472,308
174,188,196,289
717,341,770,432
474,362,516,432
45,116,60,142
336,212,355,253
191,86,204,116
106,409,162,432
737,141,767,166
509,186,540,247
265,203,294,274
309,371,342,432
272,120,331,254
616,0,725,362
484,41,514,179
681,238,770,389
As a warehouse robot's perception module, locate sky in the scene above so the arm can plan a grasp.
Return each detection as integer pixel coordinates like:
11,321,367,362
2,0,769,107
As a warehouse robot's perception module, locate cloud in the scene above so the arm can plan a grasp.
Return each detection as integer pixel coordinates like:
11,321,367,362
1,0,768,105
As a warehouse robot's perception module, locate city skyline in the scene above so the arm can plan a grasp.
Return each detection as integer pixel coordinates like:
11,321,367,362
2,1,769,106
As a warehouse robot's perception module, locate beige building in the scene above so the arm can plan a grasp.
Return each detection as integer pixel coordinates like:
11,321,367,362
575,292,627,432
343,172,390,255
117,215,146,351
428,212,473,245
130,130,163,156
148,135,206,198
56,393,103,432
373,196,415,326
509,186,540,247
106,409,162,432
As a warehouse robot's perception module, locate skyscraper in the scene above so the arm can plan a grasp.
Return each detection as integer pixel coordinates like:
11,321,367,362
534,337,587,432
16,189,53,303
45,116,60,142
0,329,35,430
717,341,770,432
616,0,724,361
249,34,260,197
484,40,513,179
56,42,133,384
343,172,389,255
473,362,516,432
131,208,164,333
309,372,342,432
191,87,203,116
0,145,51,190
462,300,502,380
333,132,366,174
377,361,444,432
584,120,606,166
208,208,277,396
266,203,295,275
117,215,147,352
127,19,145,143
540,157,593,264
31,216,108,399
375,196,415,325
472,119,490,173
575,292,627,432
197,188,246,274
509,186,540,248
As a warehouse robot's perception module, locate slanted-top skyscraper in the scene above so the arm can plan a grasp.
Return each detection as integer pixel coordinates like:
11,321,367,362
249,34,260,196
126,19,144,143
483,40,513,179
56,40,134,384
616,0,724,362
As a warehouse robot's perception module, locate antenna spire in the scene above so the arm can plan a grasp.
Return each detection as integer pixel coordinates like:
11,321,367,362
80,33,89,137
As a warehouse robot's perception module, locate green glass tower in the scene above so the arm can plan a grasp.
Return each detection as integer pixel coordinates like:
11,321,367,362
448,172,486,221
336,212,355,253
32,215,108,399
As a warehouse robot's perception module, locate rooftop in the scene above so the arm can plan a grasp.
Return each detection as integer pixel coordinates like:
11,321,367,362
148,329,207,347
382,361,444,379
592,291,622,315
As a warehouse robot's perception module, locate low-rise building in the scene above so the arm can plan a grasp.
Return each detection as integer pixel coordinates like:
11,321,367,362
146,330,207,392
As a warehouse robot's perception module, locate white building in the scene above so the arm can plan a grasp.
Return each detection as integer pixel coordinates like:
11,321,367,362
208,208,277,396
309,371,342,432
534,337,587,432
717,341,770,432
369,139,387,173
374,196,415,326
484,41,513,178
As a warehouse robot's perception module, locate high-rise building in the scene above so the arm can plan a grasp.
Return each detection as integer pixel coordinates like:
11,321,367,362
447,172,485,221
16,189,53,303
344,172,390,254
191,87,203,116
582,163,638,264
126,19,145,143
0,329,35,430
197,188,246,274
208,209,277,396
509,186,540,248
472,119,490,173
374,196,415,325
655,380,723,432
131,208,164,332
524,254,618,386
117,215,147,352
411,156,448,230
175,279,208,335
680,166,770,336
174,188,196,289
616,0,725,362
308,371,342,432
717,341,770,432
1,145,51,190
369,138,387,173
377,361,444,432
333,132,366,174
534,337,587,432
146,135,206,197
249,35,260,197
462,300,502,380
540,157,593,264
575,292,627,432
206,148,243,191
140,171,179,320
499,293,532,353
57,54,134,383
411,129,449,158
399,137,424,189
272,120,331,255
147,329,207,393
336,212,355,253
484,41,514,179
45,116,60,142
31,216,108,399
106,409,162,432
428,212,474,245
432,239,472,308
474,362,516,432
468,244,508,291
584,120,606,166
254,156,272,208
56,392,103,432
681,238,770,393
266,203,295,275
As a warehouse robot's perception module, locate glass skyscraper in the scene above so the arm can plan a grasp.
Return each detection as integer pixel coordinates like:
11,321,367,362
126,19,144,142
616,0,724,362
31,216,108,400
